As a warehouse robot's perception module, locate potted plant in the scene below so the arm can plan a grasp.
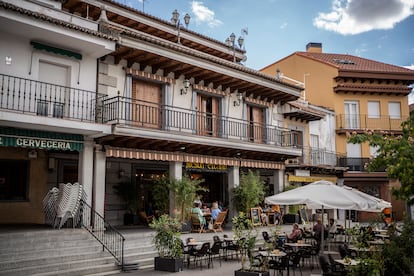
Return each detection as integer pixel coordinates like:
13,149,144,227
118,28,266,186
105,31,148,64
150,214,184,272
233,212,270,276
232,170,266,215
167,174,207,226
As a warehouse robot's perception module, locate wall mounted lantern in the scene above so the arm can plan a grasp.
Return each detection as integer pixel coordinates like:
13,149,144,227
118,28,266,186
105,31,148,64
233,92,243,106
181,79,191,95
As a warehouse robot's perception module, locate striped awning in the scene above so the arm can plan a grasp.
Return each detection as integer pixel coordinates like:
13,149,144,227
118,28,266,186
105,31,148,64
106,147,285,169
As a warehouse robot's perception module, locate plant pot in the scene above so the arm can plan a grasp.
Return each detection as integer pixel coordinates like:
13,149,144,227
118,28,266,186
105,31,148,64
123,213,140,225
234,269,270,276
154,256,183,272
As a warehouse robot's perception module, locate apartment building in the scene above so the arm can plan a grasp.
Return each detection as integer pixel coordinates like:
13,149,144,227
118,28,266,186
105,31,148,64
261,42,414,221
0,0,324,226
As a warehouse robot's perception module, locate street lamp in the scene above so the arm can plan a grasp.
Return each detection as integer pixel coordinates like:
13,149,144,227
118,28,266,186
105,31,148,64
225,32,244,62
171,9,190,44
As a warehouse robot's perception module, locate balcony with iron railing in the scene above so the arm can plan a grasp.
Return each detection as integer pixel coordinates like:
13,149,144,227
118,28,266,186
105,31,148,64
0,73,106,123
301,147,346,166
337,157,386,172
336,114,406,133
101,96,303,149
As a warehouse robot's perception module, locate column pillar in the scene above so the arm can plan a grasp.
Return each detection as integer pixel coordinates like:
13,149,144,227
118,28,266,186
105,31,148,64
169,161,182,216
228,166,240,220
93,144,106,216
79,139,94,206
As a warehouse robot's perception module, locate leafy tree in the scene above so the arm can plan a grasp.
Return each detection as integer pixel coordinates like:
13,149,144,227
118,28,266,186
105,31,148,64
232,170,266,214
348,112,414,204
168,174,207,224
152,175,170,215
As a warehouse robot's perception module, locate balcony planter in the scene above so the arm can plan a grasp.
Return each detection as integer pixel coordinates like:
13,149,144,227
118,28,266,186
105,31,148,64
235,270,270,276
154,256,183,272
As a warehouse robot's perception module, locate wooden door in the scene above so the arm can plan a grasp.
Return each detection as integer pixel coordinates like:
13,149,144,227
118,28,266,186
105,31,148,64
247,105,264,143
132,79,162,128
197,94,219,136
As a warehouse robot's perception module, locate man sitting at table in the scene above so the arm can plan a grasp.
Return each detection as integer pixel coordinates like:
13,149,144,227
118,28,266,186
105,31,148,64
287,223,303,242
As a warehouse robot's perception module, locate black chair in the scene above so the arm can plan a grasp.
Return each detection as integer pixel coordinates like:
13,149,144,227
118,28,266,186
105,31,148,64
209,240,223,267
300,237,320,270
223,234,240,260
288,251,303,276
189,242,211,269
269,255,289,276
262,231,277,249
319,255,347,276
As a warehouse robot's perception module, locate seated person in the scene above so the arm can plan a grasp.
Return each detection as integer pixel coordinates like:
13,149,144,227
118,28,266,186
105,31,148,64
201,204,210,213
287,223,302,242
210,201,221,222
257,204,269,226
271,204,282,225
191,202,206,229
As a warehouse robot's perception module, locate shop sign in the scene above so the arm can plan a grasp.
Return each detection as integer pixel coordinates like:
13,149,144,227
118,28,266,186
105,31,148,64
185,162,227,171
0,127,83,151
0,135,78,150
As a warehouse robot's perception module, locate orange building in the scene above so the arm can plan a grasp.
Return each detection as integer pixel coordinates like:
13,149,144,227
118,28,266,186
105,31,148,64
261,42,414,221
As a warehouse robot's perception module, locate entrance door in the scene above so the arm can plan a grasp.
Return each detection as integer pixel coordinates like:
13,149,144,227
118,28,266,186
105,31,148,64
247,105,264,143
132,79,162,128
197,94,219,136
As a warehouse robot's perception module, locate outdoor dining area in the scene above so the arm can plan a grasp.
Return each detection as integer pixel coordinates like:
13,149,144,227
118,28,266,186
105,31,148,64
150,180,413,275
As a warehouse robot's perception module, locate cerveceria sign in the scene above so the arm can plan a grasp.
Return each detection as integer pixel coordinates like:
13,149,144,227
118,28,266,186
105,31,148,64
0,127,83,151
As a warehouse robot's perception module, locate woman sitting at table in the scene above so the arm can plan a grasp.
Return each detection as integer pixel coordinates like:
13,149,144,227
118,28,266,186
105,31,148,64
191,202,207,229
287,223,303,242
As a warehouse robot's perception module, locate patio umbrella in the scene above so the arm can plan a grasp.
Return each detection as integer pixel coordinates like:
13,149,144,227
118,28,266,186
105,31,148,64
264,180,392,251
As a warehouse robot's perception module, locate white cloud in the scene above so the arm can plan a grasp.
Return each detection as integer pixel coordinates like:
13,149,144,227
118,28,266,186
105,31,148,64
191,1,222,28
280,22,288,29
313,0,414,35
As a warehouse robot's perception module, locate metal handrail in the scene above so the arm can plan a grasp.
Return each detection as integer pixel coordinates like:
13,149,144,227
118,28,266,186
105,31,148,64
80,199,126,270
336,113,407,131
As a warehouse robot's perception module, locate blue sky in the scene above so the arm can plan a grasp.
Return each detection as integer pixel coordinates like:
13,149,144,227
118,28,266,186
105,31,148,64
119,0,414,100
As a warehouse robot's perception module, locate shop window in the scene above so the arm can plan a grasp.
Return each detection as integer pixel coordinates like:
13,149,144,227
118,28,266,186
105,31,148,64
0,160,29,201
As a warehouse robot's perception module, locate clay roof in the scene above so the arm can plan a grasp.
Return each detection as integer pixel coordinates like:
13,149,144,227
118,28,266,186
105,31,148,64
296,51,414,77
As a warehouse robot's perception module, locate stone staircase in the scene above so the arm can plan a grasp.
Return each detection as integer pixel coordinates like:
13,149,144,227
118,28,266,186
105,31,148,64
0,226,269,275
0,227,120,276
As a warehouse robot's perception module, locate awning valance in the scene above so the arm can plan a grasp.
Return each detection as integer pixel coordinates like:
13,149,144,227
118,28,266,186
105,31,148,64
106,147,285,169
31,41,82,60
0,127,83,151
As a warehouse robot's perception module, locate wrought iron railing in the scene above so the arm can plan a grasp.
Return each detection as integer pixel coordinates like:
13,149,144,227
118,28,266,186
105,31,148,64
337,157,385,172
301,147,345,166
336,114,406,132
0,73,106,122
80,200,126,270
102,96,303,148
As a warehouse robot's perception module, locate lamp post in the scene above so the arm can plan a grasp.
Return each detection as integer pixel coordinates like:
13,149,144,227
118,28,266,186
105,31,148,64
225,32,244,62
171,9,190,44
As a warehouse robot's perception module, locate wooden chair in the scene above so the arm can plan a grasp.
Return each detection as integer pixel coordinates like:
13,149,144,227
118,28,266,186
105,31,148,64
138,211,154,225
191,213,204,233
212,210,227,232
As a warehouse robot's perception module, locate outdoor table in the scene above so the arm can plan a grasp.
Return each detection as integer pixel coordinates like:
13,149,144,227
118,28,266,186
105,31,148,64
259,250,287,259
335,258,360,266
284,242,312,248
369,239,385,245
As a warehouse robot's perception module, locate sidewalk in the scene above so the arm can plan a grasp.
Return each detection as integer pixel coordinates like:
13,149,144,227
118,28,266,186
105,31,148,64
116,224,324,276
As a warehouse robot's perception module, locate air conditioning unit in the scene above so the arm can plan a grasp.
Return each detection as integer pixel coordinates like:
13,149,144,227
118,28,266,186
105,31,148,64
285,158,299,165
